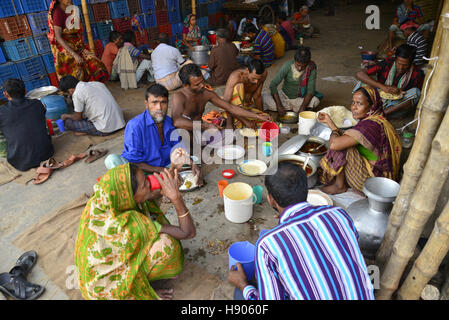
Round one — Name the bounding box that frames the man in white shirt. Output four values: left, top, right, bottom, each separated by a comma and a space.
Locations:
59, 75, 126, 136
151, 33, 191, 91
237, 17, 258, 37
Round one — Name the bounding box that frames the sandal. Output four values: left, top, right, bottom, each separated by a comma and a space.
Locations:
40, 158, 62, 170
32, 167, 52, 185
0, 273, 44, 300
9, 251, 38, 279
85, 149, 108, 164
60, 153, 87, 169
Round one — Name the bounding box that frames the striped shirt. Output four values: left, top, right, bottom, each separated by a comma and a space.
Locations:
407, 31, 428, 66
243, 202, 375, 300
253, 29, 275, 67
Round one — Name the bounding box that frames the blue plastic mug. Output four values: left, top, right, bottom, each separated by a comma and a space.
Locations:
56, 119, 65, 132
262, 142, 272, 157
228, 241, 256, 280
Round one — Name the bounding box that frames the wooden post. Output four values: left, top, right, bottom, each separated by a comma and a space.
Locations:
375, 3, 449, 269
397, 200, 449, 299
81, 0, 95, 53
192, 0, 196, 15
376, 105, 449, 300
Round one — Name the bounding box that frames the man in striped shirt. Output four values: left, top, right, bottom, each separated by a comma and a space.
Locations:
228, 162, 374, 300
244, 23, 275, 68
401, 21, 428, 66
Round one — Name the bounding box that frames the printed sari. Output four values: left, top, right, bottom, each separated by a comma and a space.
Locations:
319, 87, 402, 192
48, 0, 108, 82
175, 14, 209, 54
74, 163, 183, 300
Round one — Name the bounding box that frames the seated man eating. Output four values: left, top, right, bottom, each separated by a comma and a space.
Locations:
263, 46, 322, 116
105, 83, 201, 183
0, 78, 54, 171
221, 59, 269, 129
59, 75, 126, 136
355, 44, 424, 116
171, 63, 270, 146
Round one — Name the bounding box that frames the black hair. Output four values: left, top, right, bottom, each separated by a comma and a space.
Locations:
129, 163, 139, 195
294, 46, 311, 64
109, 30, 122, 43
395, 43, 416, 62
145, 83, 169, 100
122, 30, 135, 44
158, 32, 170, 44
355, 87, 374, 107
265, 162, 308, 208
178, 63, 203, 85
247, 58, 265, 75
58, 75, 79, 92
2, 78, 25, 99
216, 28, 229, 40
244, 24, 258, 34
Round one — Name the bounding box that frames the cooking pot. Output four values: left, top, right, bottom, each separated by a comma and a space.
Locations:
188, 45, 210, 66
272, 154, 318, 188
296, 136, 329, 165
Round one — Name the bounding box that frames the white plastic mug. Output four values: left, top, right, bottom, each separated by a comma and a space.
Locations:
298, 111, 317, 135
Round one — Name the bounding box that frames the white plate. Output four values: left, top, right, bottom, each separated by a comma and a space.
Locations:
237, 159, 267, 176
217, 145, 245, 160
307, 189, 333, 206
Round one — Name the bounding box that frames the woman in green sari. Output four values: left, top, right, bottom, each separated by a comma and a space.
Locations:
74, 163, 195, 300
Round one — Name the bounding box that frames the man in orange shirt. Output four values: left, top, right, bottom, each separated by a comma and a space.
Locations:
101, 31, 123, 80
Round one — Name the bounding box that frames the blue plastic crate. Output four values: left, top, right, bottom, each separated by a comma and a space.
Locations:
0, 47, 5, 64
171, 22, 183, 36
14, 55, 46, 81
199, 0, 208, 3
83, 24, 99, 40
33, 34, 51, 54
26, 12, 49, 35
95, 20, 113, 40
21, 0, 47, 13
0, 62, 20, 82
0, 0, 24, 18
109, 0, 130, 19
78, 5, 95, 25
168, 9, 180, 24
166, 0, 179, 12
1, 37, 38, 61
143, 13, 156, 29
140, 0, 155, 14
41, 53, 55, 73
24, 75, 50, 92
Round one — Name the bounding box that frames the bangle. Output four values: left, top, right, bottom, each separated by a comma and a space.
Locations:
178, 210, 190, 218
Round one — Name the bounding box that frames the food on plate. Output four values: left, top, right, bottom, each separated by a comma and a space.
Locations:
241, 163, 261, 175
240, 128, 258, 137
379, 90, 403, 100
179, 172, 198, 191
299, 141, 327, 154
319, 106, 358, 128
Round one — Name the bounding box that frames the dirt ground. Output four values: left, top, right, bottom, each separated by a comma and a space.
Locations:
0, 1, 415, 300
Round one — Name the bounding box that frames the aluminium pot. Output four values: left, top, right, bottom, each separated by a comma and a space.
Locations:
188, 45, 210, 66
274, 154, 319, 189
295, 136, 329, 165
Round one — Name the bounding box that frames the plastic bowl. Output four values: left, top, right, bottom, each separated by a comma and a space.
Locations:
361, 50, 377, 61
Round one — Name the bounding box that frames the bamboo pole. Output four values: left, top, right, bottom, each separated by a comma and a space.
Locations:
81, 0, 95, 53
397, 200, 449, 299
375, 4, 449, 269
192, 0, 196, 15
376, 106, 449, 300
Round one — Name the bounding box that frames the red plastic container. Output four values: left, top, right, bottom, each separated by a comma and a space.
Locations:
112, 17, 132, 33
48, 72, 59, 87
134, 30, 148, 46
158, 24, 172, 37
208, 33, 216, 45
0, 15, 32, 41
156, 10, 169, 25
259, 121, 279, 142
91, 3, 111, 22
147, 174, 164, 191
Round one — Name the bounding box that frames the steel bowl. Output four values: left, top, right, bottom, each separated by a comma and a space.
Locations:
296, 136, 329, 164
361, 50, 377, 61
279, 111, 298, 124
25, 86, 59, 100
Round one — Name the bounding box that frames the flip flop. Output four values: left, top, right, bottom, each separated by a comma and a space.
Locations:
0, 273, 44, 300
32, 167, 52, 185
60, 153, 87, 169
9, 251, 38, 279
40, 158, 62, 170
85, 149, 108, 164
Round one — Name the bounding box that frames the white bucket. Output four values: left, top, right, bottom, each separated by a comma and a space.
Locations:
223, 182, 256, 223
297, 111, 317, 135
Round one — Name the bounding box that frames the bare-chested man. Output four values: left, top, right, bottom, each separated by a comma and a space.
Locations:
171, 63, 270, 142
222, 59, 268, 129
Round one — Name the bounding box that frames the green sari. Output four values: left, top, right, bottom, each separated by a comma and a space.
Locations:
74, 163, 183, 300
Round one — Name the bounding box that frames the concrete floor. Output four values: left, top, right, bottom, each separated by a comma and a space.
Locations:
0, 2, 398, 300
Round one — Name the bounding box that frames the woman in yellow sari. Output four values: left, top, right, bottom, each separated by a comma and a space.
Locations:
48, 0, 108, 82
318, 86, 402, 195
74, 164, 195, 300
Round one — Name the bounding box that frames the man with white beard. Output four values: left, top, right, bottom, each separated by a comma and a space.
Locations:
262, 46, 323, 116
105, 84, 201, 182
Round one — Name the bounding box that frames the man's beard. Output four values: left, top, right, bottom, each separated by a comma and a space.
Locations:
150, 111, 165, 123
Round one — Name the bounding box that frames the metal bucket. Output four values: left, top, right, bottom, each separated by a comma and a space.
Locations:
189, 45, 210, 66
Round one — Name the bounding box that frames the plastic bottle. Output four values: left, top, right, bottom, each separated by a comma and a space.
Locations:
401, 132, 414, 148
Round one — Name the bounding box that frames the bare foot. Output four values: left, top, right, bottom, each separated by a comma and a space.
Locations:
320, 184, 348, 195
74, 132, 88, 136
156, 288, 174, 300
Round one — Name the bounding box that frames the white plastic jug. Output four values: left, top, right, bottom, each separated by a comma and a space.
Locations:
223, 182, 257, 223
298, 111, 317, 135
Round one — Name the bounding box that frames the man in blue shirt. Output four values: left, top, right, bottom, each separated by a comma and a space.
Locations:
105, 84, 201, 181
